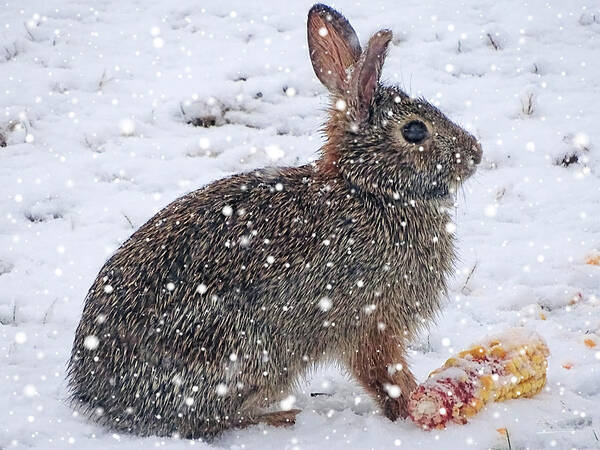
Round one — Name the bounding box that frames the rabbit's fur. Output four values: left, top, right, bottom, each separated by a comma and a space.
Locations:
67, 3, 482, 440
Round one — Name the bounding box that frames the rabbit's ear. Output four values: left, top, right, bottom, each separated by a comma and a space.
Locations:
307, 4, 362, 94
350, 29, 392, 122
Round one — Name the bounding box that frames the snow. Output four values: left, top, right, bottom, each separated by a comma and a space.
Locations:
1, 0, 599, 448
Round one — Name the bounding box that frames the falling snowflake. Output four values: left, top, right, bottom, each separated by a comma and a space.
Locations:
280, 395, 296, 411
84, 335, 99, 350
216, 383, 228, 396
318, 297, 332, 312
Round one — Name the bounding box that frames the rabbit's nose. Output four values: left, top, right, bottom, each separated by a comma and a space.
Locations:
472, 142, 483, 164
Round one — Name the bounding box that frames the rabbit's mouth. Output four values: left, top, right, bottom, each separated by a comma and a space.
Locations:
453, 143, 482, 182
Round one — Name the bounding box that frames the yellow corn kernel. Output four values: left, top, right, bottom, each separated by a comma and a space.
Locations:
491, 346, 507, 358
505, 361, 518, 374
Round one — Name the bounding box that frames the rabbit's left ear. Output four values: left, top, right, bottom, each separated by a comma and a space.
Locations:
350, 29, 393, 122
307, 4, 362, 94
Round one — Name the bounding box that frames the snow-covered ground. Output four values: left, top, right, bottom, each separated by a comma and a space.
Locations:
1, 0, 599, 448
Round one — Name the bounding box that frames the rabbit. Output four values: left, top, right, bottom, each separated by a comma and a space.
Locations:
67, 3, 482, 440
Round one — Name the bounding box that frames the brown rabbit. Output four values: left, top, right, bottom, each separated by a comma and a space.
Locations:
67, 3, 482, 440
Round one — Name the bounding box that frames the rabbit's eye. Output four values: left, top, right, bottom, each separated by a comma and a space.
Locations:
402, 120, 429, 143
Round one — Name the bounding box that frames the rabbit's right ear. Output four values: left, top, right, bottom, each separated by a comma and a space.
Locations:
350, 29, 393, 123
307, 4, 362, 94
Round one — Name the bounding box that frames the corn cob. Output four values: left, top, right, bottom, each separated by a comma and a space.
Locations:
408, 328, 549, 430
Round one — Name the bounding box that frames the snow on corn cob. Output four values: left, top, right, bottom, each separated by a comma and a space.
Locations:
408, 328, 549, 430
